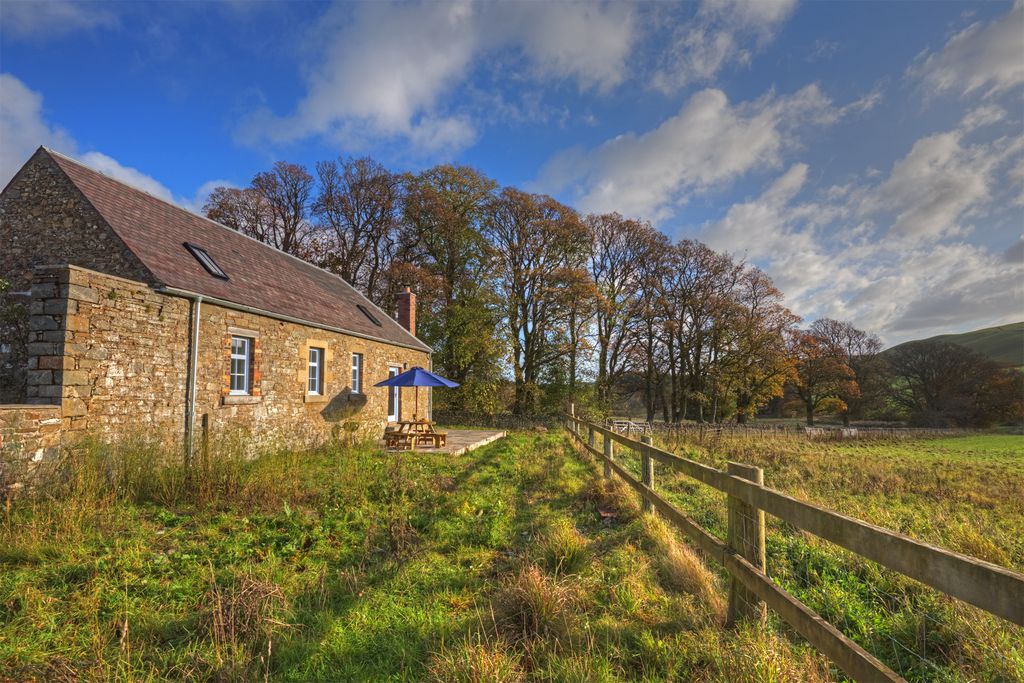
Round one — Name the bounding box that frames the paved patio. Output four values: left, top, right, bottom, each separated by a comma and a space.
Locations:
379, 428, 507, 455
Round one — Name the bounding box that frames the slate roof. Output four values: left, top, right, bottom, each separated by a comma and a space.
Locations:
43, 148, 430, 352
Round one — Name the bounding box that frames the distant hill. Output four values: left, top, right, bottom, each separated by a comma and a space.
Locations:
885, 322, 1024, 368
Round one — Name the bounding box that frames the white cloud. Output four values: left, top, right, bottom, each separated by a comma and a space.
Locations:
1, 0, 118, 39
651, 0, 798, 93
0, 73, 223, 212
0, 73, 77, 185
873, 129, 1022, 240
874, 244, 1024, 337
539, 84, 838, 220
877, 132, 990, 239
961, 104, 1007, 131
238, 0, 635, 155
491, 3, 635, 93
701, 135, 1024, 344
912, 0, 1024, 98
77, 152, 175, 202
1010, 156, 1024, 206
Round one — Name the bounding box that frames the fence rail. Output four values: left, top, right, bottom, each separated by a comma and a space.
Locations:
650, 421, 988, 442
563, 414, 1024, 683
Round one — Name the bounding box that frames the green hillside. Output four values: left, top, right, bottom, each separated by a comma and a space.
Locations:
887, 322, 1024, 368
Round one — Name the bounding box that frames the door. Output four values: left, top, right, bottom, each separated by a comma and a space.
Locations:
387, 366, 402, 422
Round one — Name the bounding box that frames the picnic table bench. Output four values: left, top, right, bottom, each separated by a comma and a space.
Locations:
385, 420, 448, 450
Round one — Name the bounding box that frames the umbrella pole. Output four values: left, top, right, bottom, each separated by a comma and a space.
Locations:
415, 385, 419, 420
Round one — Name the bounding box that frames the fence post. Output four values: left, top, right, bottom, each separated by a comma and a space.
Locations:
603, 431, 613, 479
641, 435, 654, 513
588, 425, 595, 451
726, 461, 767, 627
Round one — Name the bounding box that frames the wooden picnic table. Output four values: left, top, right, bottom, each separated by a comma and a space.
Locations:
385, 420, 448, 450
396, 419, 434, 434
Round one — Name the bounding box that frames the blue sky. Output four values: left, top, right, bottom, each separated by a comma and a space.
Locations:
2, 0, 1022, 345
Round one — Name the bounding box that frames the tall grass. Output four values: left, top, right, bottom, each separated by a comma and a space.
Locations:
637, 427, 1024, 682
7, 429, 965, 681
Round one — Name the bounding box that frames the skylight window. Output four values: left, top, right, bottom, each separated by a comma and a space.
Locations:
357, 304, 382, 327
184, 242, 228, 280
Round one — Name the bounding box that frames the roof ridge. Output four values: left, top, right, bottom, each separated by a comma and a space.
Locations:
41, 147, 424, 349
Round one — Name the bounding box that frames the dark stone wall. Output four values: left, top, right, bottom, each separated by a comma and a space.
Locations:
0, 149, 152, 294
0, 149, 153, 400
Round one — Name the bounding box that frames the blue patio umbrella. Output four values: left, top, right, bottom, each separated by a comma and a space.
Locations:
374, 366, 459, 419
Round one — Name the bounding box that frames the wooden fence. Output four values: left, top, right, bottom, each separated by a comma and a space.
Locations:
564, 414, 1024, 683
651, 422, 984, 442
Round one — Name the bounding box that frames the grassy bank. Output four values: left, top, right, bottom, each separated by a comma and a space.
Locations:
2, 432, 832, 682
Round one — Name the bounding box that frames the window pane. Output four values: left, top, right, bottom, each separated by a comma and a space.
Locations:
308, 348, 322, 394
351, 353, 362, 393
230, 336, 250, 394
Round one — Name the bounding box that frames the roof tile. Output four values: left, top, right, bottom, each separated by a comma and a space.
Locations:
46, 149, 429, 352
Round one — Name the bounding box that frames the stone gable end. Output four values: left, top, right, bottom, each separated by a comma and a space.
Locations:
0, 148, 153, 294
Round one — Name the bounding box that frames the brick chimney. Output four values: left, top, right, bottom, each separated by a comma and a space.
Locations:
397, 286, 416, 337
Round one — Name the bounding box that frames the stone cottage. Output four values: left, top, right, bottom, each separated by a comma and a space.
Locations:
0, 147, 432, 467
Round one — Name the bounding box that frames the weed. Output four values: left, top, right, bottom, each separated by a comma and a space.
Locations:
489, 564, 579, 643
642, 512, 725, 620
539, 519, 589, 576
4, 428, 1017, 681
427, 635, 526, 683
202, 567, 290, 678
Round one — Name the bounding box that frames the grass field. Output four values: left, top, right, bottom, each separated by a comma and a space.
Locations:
638, 429, 1024, 681
1, 430, 1021, 681
1, 432, 833, 682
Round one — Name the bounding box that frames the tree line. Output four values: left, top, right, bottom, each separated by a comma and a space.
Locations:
202, 158, 1023, 427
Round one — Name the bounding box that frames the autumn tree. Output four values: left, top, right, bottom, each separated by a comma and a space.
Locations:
788, 329, 858, 425
811, 318, 884, 425
563, 267, 598, 402
310, 156, 401, 306
398, 165, 503, 413
204, 161, 314, 257
659, 241, 743, 422
587, 213, 665, 410
721, 268, 798, 423
887, 340, 1023, 427
632, 234, 672, 422
485, 188, 590, 415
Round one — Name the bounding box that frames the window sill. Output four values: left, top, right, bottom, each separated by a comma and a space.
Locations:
304, 393, 328, 404
222, 395, 262, 406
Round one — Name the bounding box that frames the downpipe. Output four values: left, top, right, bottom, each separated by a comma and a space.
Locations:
184, 295, 203, 469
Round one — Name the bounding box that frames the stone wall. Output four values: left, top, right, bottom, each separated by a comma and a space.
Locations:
0, 149, 153, 401
193, 300, 430, 447
20, 264, 430, 450
0, 404, 61, 492
27, 265, 193, 438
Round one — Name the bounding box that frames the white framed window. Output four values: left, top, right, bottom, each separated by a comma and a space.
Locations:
387, 365, 401, 422
351, 352, 363, 394
308, 347, 324, 395
230, 336, 252, 395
